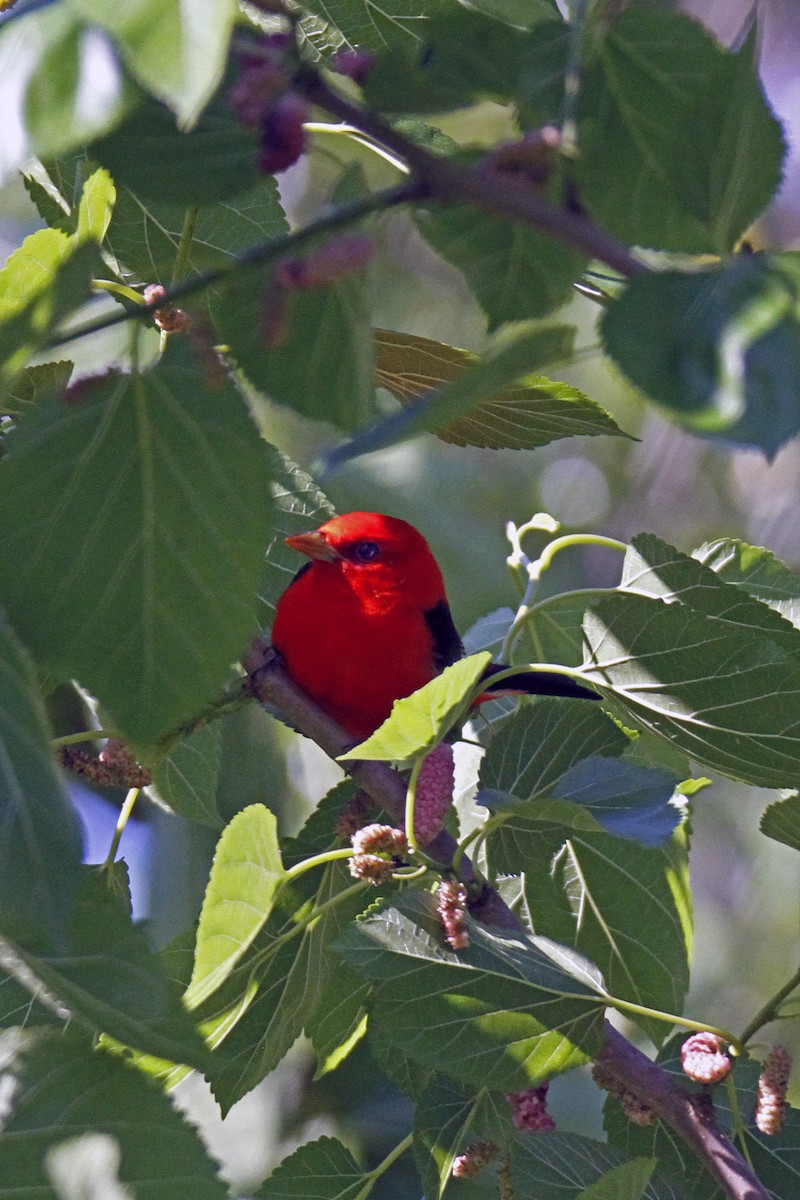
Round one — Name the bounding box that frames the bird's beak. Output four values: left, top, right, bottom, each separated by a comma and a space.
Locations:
284, 531, 341, 562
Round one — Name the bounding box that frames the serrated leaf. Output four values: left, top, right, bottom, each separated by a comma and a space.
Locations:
307, 964, 369, 1078
414, 1076, 501, 1200
550, 757, 683, 848
106, 175, 288, 286
760, 792, 800, 852
252, 1136, 366, 1200
0, 230, 98, 390
480, 699, 628, 806
206, 863, 367, 1113
581, 591, 800, 788
300, 0, 454, 52
147, 722, 224, 828
6, 869, 209, 1069
3, 361, 73, 416
508, 1131, 683, 1200
326, 323, 581, 470
601, 254, 800, 457
0, 1030, 226, 1198
91, 93, 261, 205
71, 0, 238, 127
622, 533, 800, 661
577, 10, 785, 254
0, 338, 272, 746
187, 805, 283, 1009
215, 258, 376, 434
340, 653, 491, 766
258, 446, 336, 622
517, 823, 691, 1044
416, 203, 587, 330
338, 890, 605, 1091
576, 1158, 655, 1200
375, 327, 625, 450
0, 613, 83, 950
693, 537, 800, 629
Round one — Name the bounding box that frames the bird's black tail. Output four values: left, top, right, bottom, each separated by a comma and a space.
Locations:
481, 662, 599, 702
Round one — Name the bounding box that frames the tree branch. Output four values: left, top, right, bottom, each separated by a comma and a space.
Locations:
248, 650, 769, 1200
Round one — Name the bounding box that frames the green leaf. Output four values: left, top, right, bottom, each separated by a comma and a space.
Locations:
326, 323, 581, 470
508, 1132, 679, 1200
205, 863, 367, 1113
693, 537, 800, 629
516, 823, 691, 1044
306, 964, 369, 1078
0, 231, 98, 390
147, 722, 224, 828
340, 652, 492, 766
300, 0, 454, 52
71, 0, 238, 127
6, 869, 209, 1069
252, 1136, 366, 1200
215, 258, 376, 435
338, 890, 606, 1091
550, 756, 684, 848
2, 362, 73, 417
576, 1158, 656, 1200
187, 805, 284, 1009
74, 167, 116, 244
582, 591, 800, 788
0, 1030, 226, 1198
760, 792, 800, 852
375, 327, 626, 450
0, 612, 83, 949
416, 203, 587, 330
0, 4, 134, 168
90, 93, 261, 206
414, 1076, 502, 1200
106, 176, 288, 286
622, 533, 800, 661
0, 338, 272, 746
258, 446, 336, 622
577, 10, 785, 254
480, 699, 628, 805
601, 254, 800, 458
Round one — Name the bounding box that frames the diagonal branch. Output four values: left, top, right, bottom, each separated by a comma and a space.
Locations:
249, 650, 769, 1200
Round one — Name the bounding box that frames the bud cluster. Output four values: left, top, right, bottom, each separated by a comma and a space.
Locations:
506, 1084, 556, 1133
436, 878, 469, 950
591, 1063, 657, 1127
348, 823, 407, 884
142, 284, 190, 333
755, 1044, 792, 1136
680, 1032, 732, 1085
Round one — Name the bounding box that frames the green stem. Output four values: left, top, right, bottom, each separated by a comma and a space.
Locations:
103, 787, 140, 869
282, 846, 356, 884
304, 121, 410, 174
171, 206, 199, 286
405, 755, 425, 856
604, 993, 740, 1052
561, 0, 590, 159
535, 533, 628, 577
53, 728, 114, 748
362, 1133, 413, 1188
48, 183, 418, 350
738, 964, 800, 1049
726, 1073, 756, 1172
91, 279, 147, 306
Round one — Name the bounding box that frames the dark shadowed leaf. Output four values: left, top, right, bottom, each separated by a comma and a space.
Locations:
147, 722, 224, 828
252, 1136, 366, 1200
760, 792, 800, 853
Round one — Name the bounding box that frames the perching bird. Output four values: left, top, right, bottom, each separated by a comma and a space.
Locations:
272, 511, 597, 740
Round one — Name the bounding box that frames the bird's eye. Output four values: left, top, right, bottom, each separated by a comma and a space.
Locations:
354, 540, 381, 562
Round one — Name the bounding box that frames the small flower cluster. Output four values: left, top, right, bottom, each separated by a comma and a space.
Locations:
506, 1084, 556, 1133
59, 739, 152, 789
348, 823, 407, 884
410, 742, 455, 846
591, 1063, 657, 1127
142, 284, 189, 333
755, 1044, 792, 1136
451, 1141, 499, 1179
436, 878, 469, 950
680, 1032, 732, 1085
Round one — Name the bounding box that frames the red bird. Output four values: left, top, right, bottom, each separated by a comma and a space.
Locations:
272, 511, 596, 740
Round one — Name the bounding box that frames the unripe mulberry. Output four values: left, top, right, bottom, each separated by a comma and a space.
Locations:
680, 1032, 731, 1084
410, 742, 455, 846
755, 1045, 792, 1135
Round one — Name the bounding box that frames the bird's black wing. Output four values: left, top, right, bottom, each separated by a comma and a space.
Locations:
481, 662, 598, 702
424, 599, 464, 671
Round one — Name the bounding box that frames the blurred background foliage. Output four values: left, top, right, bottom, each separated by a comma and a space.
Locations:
1, 0, 799, 1193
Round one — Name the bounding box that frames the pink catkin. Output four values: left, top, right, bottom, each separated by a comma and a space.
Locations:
755, 1045, 792, 1135
506, 1085, 556, 1132
451, 1141, 499, 1179
680, 1032, 732, 1084
411, 742, 455, 846
436, 879, 469, 950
